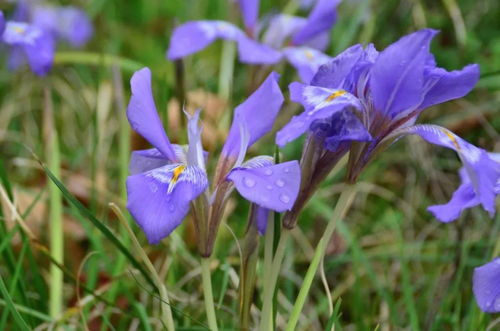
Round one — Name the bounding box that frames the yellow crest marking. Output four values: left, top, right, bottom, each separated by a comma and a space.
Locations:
167, 165, 186, 194
305, 50, 314, 61
326, 90, 347, 102
13, 26, 26, 35
443, 129, 460, 150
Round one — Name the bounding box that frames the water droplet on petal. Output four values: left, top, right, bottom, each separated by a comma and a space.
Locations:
264, 169, 273, 176
266, 185, 273, 190
149, 183, 158, 193
280, 194, 290, 203
244, 177, 256, 188
169, 204, 175, 212
275, 179, 285, 187
284, 167, 290, 173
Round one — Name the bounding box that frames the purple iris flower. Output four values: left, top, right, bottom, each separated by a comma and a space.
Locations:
1, 20, 55, 76
166, 0, 340, 82
473, 258, 500, 313
0, 11, 5, 34
277, 29, 499, 226
126, 68, 300, 246
30, 5, 93, 47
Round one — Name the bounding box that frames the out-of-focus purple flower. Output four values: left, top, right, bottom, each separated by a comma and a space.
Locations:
0, 11, 5, 35
473, 258, 500, 313
277, 29, 498, 227
2, 21, 55, 76
32, 5, 93, 47
126, 68, 301, 246
167, 1, 341, 82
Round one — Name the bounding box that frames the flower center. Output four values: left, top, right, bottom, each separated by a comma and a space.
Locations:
167, 165, 186, 194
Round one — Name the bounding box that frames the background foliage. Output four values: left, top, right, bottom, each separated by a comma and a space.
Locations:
0, 0, 499, 329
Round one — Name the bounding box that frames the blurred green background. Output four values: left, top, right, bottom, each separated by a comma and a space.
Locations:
0, 0, 499, 329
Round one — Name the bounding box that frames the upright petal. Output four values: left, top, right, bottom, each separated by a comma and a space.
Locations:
473, 258, 500, 313
370, 29, 438, 118
167, 21, 243, 60
276, 84, 361, 146
291, 0, 340, 46
310, 44, 365, 89
228, 160, 301, 212
237, 36, 283, 64
186, 109, 206, 171
419, 64, 479, 110
222, 72, 283, 157
283, 46, 332, 83
126, 163, 208, 244
391, 124, 500, 217
238, 0, 260, 33
127, 68, 178, 161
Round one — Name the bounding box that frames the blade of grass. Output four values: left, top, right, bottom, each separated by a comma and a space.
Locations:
43, 87, 64, 319
0, 275, 30, 331
36, 159, 157, 290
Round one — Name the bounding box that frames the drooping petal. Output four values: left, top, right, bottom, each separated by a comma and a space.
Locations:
283, 46, 332, 83
237, 35, 283, 64
227, 160, 301, 212
23, 30, 55, 76
167, 21, 243, 60
310, 110, 371, 151
127, 67, 178, 161
291, 0, 340, 46
310, 44, 365, 89
370, 29, 438, 118
419, 64, 479, 110
473, 258, 500, 313
126, 163, 208, 244
238, 0, 260, 33
222, 72, 283, 157
276, 84, 361, 146
391, 124, 500, 217
427, 181, 480, 223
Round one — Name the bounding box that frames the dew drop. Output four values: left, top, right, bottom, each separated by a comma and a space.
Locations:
264, 169, 273, 176
244, 177, 256, 188
284, 167, 290, 173
280, 194, 290, 203
169, 204, 175, 212
266, 185, 273, 190
149, 183, 158, 193
275, 179, 285, 187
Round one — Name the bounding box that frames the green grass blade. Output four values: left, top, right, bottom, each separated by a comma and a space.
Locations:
0, 275, 30, 331
39, 162, 157, 290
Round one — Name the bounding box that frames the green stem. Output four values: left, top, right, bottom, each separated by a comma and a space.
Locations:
259, 230, 290, 331
286, 185, 357, 331
218, 41, 236, 100
201, 258, 218, 331
44, 88, 63, 319
54, 52, 143, 73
